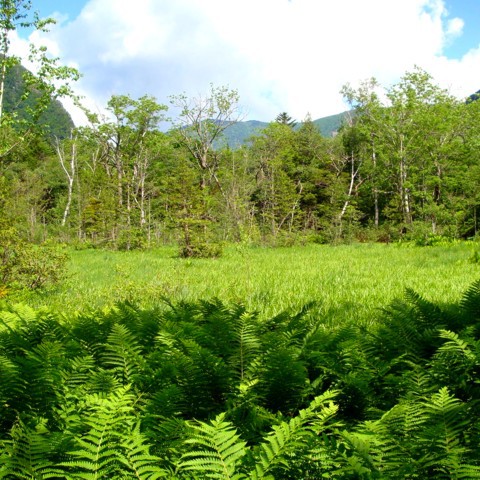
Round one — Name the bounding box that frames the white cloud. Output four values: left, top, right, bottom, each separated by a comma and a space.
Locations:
446, 17, 464, 39
10, 0, 480, 125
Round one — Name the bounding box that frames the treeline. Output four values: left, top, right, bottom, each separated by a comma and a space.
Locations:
2, 69, 480, 253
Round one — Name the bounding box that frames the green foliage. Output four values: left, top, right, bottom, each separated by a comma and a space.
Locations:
3, 64, 75, 139
178, 413, 247, 479
1, 278, 480, 477
0, 227, 68, 291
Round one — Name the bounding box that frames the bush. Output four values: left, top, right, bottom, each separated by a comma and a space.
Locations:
116, 227, 147, 251
0, 228, 68, 291
179, 241, 223, 258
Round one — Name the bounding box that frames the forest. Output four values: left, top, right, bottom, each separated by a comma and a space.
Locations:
3, 1, 480, 478
2, 70, 480, 255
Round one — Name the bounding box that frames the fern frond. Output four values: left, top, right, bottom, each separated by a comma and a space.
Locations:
437, 329, 476, 362
459, 278, 480, 325
404, 288, 445, 328
178, 412, 247, 479
230, 311, 261, 382
0, 417, 65, 479
119, 422, 167, 479
62, 355, 97, 391
84, 368, 122, 394
62, 386, 136, 478
251, 390, 339, 479
20, 339, 68, 417
102, 323, 146, 385
422, 387, 468, 454
0, 354, 23, 408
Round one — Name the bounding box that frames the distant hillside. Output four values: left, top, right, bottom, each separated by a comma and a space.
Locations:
467, 90, 480, 103
220, 111, 348, 148
3, 63, 74, 139
313, 111, 348, 136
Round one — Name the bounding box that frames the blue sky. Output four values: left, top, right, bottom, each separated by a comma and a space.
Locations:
34, 0, 85, 23
13, 0, 480, 124
443, 0, 480, 58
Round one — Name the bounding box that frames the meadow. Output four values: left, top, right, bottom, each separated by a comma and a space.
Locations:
24, 241, 480, 322
4, 242, 480, 478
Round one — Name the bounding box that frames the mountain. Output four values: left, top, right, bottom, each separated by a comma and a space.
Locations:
467, 90, 480, 103
219, 111, 348, 148
3, 63, 75, 139
313, 111, 347, 136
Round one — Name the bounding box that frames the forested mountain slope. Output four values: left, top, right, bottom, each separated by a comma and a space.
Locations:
3, 63, 74, 139
220, 111, 347, 148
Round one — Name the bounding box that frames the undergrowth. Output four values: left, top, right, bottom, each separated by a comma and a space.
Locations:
1, 280, 480, 477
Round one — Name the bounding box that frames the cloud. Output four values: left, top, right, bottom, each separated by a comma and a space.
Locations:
11, 0, 480, 125
446, 17, 464, 39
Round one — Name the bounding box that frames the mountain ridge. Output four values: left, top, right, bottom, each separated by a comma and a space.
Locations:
219, 111, 347, 148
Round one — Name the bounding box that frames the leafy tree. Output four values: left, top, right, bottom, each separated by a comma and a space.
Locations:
0, 0, 80, 158
86, 94, 168, 246
169, 84, 243, 189
341, 68, 465, 239
249, 122, 301, 242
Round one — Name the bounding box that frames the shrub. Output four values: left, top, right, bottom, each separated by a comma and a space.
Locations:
116, 227, 147, 251
179, 241, 223, 259
0, 228, 68, 291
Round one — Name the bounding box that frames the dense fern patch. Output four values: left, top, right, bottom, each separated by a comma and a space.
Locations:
1, 282, 480, 478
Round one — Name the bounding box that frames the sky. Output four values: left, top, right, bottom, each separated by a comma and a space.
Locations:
9, 0, 480, 125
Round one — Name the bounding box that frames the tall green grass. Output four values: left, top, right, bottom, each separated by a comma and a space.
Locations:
20, 242, 480, 323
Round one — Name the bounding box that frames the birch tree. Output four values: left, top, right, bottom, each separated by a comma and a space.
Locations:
55, 134, 77, 226
169, 84, 243, 189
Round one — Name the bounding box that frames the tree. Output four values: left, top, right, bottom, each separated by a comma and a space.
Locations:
169, 84, 243, 189
275, 111, 297, 128
341, 78, 384, 228
89, 94, 168, 243
55, 133, 77, 227
0, 0, 80, 158
341, 69, 464, 237
250, 122, 302, 241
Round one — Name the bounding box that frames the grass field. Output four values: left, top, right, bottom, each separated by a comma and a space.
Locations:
20, 241, 480, 323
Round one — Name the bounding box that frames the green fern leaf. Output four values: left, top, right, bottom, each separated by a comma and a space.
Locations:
102, 323, 145, 385
0, 417, 65, 479
178, 412, 247, 479
251, 390, 339, 479
119, 423, 167, 479
437, 329, 476, 362
62, 386, 136, 479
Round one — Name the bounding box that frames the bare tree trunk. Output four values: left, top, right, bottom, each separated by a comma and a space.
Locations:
0, 60, 6, 121
339, 151, 360, 220
56, 136, 77, 227
372, 143, 379, 227
399, 136, 412, 224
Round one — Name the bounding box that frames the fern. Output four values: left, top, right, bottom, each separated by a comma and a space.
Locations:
17, 339, 69, 422
178, 412, 248, 479
230, 310, 261, 383
437, 329, 476, 362
0, 417, 65, 479
421, 388, 469, 462
102, 323, 146, 385
374, 289, 447, 362
0, 355, 24, 427
61, 355, 97, 392
250, 389, 339, 479
459, 278, 480, 326
119, 422, 167, 479
62, 385, 136, 479
256, 346, 308, 413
